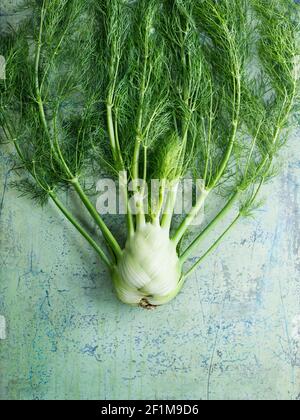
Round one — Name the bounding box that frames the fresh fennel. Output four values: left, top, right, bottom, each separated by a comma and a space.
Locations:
0, 0, 299, 307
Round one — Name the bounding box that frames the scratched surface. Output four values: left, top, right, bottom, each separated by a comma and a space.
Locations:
1, 2, 300, 401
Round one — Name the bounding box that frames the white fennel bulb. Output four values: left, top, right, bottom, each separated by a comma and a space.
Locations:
112, 223, 183, 307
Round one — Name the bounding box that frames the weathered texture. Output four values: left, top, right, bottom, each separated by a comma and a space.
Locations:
1, 136, 299, 401
0, 1, 300, 401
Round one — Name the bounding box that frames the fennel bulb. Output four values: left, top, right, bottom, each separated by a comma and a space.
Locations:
113, 223, 182, 307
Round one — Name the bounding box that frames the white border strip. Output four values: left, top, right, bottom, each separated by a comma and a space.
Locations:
0, 315, 6, 340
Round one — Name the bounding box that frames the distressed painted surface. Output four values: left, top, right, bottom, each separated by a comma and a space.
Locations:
0, 136, 299, 402
0, 2, 300, 401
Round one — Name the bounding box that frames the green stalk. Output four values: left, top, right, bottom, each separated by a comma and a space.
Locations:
107, 97, 133, 236
132, 13, 152, 181
125, 194, 135, 237
134, 146, 149, 229
183, 214, 241, 278
113, 111, 124, 169
35, 2, 51, 141
179, 191, 239, 263
143, 146, 148, 184
106, 103, 134, 235
152, 180, 167, 225
161, 182, 179, 231
50, 193, 112, 268
53, 114, 74, 179
133, 92, 147, 229
71, 179, 122, 258
203, 88, 214, 186
134, 188, 146, 229
106, 103, 118, 163
172, 189, 209, 245
119, 171, 134, 237
183, 178, 266, 277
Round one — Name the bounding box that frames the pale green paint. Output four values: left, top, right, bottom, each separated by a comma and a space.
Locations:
0, 1, 300, 401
